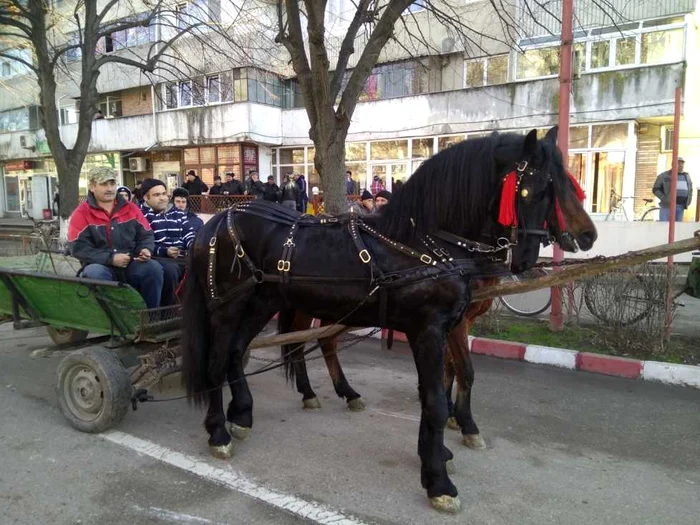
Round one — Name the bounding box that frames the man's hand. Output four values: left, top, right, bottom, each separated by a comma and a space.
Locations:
112, 253, 131, 268
166, 247, 180, 259
134, 248, 151, 262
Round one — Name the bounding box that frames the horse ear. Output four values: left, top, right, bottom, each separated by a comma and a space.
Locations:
524, 129, 538, 155
545, 125, 559, 144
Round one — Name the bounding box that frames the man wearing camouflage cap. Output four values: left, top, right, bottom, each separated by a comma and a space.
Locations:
67, 166, 164, 309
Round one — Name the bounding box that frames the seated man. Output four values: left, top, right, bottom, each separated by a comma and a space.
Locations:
140, 179, 195, 306
172, 187, 204, 233
68, 167, 163, 309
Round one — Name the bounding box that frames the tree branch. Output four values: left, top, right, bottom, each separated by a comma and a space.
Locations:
329, 0, 371, 102
0, 51, 38, 73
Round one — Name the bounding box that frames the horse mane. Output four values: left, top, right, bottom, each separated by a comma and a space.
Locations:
378, 131, 553, 243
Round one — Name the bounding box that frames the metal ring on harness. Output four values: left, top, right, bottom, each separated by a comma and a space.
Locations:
236, 245, 245, 258
277, 260, 291, 272
359, 249, 371, 264
420, 254, 434, 265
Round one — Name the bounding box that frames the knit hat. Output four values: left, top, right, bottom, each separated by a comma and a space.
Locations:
116, 186, 132, 202
375, 190, 392, 201
361, 190, 373, 201
141, 178, 166, 197
172, 187, 190, 200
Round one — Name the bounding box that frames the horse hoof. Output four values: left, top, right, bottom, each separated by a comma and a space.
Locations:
446, 459, 456, 475
446, 417, 460, 431
463, 434, 487, 450
229, 423, 251, 441
347, 398, 366, 412
430, 495, 461, 514
303, 397, 322, 409
210, 442, 234, 459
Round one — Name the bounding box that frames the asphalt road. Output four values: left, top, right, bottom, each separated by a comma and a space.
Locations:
1, 322, 699, 525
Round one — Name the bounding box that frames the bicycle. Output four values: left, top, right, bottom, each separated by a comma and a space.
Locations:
499, 264, 686, 326
604, 189, 659, 222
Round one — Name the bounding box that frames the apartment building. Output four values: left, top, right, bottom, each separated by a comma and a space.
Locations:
0, 0, 698, 221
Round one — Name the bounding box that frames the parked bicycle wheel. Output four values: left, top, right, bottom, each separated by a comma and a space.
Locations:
499, 268, 552, 316
639, 206, 660, 221
583, 271, 653, 326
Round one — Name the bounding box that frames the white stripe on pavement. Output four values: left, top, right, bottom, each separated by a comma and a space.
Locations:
101, 431, 371, 525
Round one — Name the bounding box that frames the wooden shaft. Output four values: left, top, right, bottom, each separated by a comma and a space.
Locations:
248, 324, 360, 349
472, 231, 700, 302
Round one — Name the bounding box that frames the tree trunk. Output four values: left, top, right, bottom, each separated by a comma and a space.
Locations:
313, 124, 349, 215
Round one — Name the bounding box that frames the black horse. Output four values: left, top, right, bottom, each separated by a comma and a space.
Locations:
181, 128, 597, 513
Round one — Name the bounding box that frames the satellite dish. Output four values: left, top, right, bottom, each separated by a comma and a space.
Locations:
441, 37, 455, 53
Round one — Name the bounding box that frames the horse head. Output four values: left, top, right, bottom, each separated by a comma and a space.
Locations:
494, 126, 597, 273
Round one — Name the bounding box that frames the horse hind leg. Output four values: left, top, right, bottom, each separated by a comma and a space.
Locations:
282, 310, 321, 409
319, 320, 364, 411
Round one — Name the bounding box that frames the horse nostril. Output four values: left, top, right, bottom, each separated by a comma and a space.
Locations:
577, 230, 597, 251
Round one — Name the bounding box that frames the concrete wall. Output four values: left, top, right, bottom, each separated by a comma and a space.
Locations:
281, 63, 684, 144
121, 86, 153, 117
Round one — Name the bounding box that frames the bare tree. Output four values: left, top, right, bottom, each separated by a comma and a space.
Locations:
0, 0, 244, 219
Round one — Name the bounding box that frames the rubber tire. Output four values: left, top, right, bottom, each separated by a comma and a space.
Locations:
47, 326, 89, 346
639, 207, 660, 222
56, 347, 132, 433
500, 269, 552, 316
583, 273, 653, 327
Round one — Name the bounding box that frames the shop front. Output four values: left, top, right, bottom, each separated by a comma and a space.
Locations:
182, 142, 260, 187
1, 159, 57, 219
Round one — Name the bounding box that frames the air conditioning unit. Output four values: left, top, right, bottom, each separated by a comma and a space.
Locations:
19, 135, 36, 150
129, 157, 147, 172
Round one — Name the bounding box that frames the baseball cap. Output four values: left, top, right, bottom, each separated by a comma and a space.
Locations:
88, 166, 117, 184
678, 157, 684, 162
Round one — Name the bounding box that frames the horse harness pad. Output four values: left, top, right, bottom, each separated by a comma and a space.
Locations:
205, 201, 509, 311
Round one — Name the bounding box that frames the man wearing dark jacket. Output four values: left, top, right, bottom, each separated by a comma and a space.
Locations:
182, 170, 208, 195
68, 167, 163, 309
653, 157, 693, 222
140, 179, 195, 306
262, 175, 280, 202
222, 172, 245, 195
245, 170, 265, 199
172, 188, 204, 233
209, 175, 225, 195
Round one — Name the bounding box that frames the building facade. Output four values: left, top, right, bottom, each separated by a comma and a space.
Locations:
0, 0, 698, 222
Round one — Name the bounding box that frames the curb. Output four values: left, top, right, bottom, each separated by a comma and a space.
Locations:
378, 331, 700, 390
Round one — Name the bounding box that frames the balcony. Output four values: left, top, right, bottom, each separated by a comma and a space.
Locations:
282, 62, 685, 143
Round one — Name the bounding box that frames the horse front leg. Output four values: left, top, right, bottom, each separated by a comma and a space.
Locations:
284, 311, 321, 409
206, 328, 235, 458
408, 328, 460, 513
319, 320, 364, 411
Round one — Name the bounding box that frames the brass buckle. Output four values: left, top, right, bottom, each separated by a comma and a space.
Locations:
420, 254, 433, 265
209, 237, 217, 247
516, 160, 528, 172
282, 261, 290, 272
236, 245, 245, 258
359, 249, 371, 264
277, 260, 290, 272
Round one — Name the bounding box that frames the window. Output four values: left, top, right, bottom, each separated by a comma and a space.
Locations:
179, 81, 193, 107
463, 55, 509, 87
412, 138, 433, 158
464, 59, 484, 88
592, 123, 627, 149
438, 135, 464, 151
590, 40, 610, 69
60, 105, 79, 125
346, 143, 367, 162
1, 106, 40, 132
404, 1, 425, 14
175, 2, 191, 30
641, 29, 684, 64
98, 95, 122, 118
516, 47, 559, 79
370, 140, 408, 161
487, 55, 508, 85
65, 33, 82, 62
614, 37, 636, 66
165, 83, 178, 109
661, 126, 674, 152
207, 75, 221, 103
357, 60, 429, 101
1, 62, 10, 77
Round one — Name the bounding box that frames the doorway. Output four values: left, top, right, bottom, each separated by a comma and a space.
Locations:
369, 162, 409, 192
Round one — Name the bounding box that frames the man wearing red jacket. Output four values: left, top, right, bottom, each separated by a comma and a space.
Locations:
68, 167, 163, 309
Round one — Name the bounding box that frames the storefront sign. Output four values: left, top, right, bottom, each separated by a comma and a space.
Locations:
4, 160, 34, 171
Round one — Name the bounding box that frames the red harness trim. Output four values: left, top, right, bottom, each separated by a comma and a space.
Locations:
497, 171, 519, 227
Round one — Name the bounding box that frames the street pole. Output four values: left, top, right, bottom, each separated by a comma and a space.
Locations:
664, 86, 682, 340
551, 0, 574, 332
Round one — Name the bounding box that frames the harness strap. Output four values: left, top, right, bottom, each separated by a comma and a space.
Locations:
278, 220, 299, 283
422, 234, 454, 268
357, 221, 436, 267
227, 208, 258, 275
207, 236, 218, 300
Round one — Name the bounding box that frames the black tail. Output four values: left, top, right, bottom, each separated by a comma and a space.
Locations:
278, 308, 298, 383
181, 246, 211, 407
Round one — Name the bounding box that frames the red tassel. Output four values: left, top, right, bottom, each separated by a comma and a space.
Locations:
498, 171, 518, 227
567, 171, 585, 202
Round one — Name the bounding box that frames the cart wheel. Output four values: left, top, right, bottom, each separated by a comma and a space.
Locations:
47, 326, 89, 345
56, 347, 132, 433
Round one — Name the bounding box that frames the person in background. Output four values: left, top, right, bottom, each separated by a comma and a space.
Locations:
209, 175, 225, 195
293, 172, 308, 212
346, 170, 360, 195
653, 157, 693, 222
132, 180, 144, 204
172, 187, 204, 233
374, 189, 392, 209
140, 179, 195, 306
280, 173, 299, 210
262, 175, 280, 202
182, 169, 208, 196
68, 167, 162, 309
223, 172, 245, 195
245, 170, 265, 199
117, 186, 132, 203
350, 189, 375, 215
310, 186, 324, 215
370, 175, 385, 196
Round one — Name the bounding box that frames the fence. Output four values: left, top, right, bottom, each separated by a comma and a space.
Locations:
188, 195, 256, 213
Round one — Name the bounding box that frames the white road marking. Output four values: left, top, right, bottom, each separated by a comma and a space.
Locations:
131, 504, 221, 524
101, 431, 371, 525
370, 409, 420, 422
